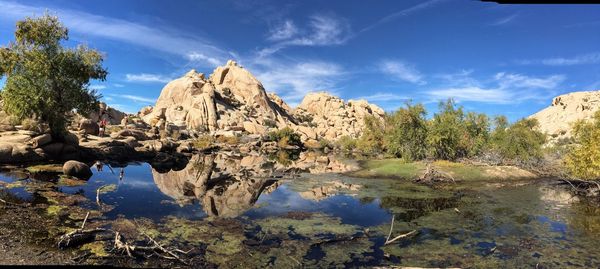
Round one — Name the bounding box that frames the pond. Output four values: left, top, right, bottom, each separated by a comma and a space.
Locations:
1, 153, 599, 268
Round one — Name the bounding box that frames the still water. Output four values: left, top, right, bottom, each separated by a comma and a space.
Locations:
1, 153, 599, 268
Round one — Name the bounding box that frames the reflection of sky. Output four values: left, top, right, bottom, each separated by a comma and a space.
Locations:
60, 163, 206, 221
245, 185, 391, 227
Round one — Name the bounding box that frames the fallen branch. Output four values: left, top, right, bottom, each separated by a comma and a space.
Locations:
384, 215, 418, 245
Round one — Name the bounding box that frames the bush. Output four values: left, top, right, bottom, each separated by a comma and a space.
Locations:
564, 111, 600, 180
267, 127, 302, 147
356, 115, 385, 154
426, 99, 470, 160
216, 135, 240, 145
383, 102, 428, 161
193, 135, 215, 150
490, 117, 545, 161
336, 136, 357, 151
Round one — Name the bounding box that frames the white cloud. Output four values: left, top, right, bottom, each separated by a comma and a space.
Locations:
113, 84, 124, 88
259, 14, 351, 56
0, 1, 228, 67
110, 94, 156, 104
254, 60, 345, 104
357, 0, 443, 34
428, 87, 513, 104
125, 73, 172, 83
490, 14, 517, 26
379, 60, 425, 85
427, 72, 566, 104
89, 84, 106, 90
268, 20, 298, 41
354, 92, 408, 102
516, 52, 600, 66
187, 52, 221, 66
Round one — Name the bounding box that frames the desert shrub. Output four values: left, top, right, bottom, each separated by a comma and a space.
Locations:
383, 102, 428, 161
319, 139, 333, 149
267, 127, 302, 147
193, 135, 215, 149
356, 115, 385, 154
426, 99, 470, 160
336, 135, 357, 151
564, 111, 600, 180
464, 111, 490, 157
216, 135, 240, 145
263, 119, 278, 128
20, 118, 42, 132
490, 117, 545, 161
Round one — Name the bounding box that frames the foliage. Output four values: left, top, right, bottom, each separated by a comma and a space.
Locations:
564, 111, 600, 180
384, 102, 429, 161
356, 115, 385, 154
193, 135, 215, 149
490, 117, 545, 161
336, 135, 357, 151
0, 14, 106, 139
215, 135, 239, 145
426, 99, 470, 160
267, 127, 302, 147
464, 111, 490, 156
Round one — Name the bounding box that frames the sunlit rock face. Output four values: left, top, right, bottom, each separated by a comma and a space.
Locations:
529, 90, 600, 144
293, 92, 385, 141
140, 60, 385, 141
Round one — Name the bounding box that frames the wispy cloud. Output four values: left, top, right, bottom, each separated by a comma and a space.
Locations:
0, 1, 229, 67
357, 0, 444, 34
268, 20, 298, 41
110, 94, 156, 104
254, 60, 345, 105
427, 72, 566, 104
125, 73, 172, 84
516, 52, 600, 66
490, 14, 517, 26
379, 60, 425, 85
89, 84, 106, 90
259, 14, 351, 56
354, 92, 408, 102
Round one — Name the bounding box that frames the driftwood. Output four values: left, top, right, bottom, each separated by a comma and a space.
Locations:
559, 178, 600, 197
384, 215, 418, 245
414, 163, 456, 184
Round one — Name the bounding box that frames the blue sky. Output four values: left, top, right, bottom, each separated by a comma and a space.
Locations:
1, 0, 600, 121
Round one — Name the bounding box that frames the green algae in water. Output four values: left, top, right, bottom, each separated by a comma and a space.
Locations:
80, 241, 109, 257
257, 213, 359, 238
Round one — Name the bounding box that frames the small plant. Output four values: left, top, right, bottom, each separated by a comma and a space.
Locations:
216, 135, 240, 145
193, 135, 215, 150
267, 127, 302, 148
336, 136, 357, 151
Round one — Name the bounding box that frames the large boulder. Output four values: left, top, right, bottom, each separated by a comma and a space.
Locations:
293, 92, 385, 141
63, 160, 93, 180
529, 90, 600, 144
79, 119, 99, 135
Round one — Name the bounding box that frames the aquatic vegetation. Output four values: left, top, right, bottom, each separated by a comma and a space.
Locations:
80, 241, 109, 257
257, 213, 359, 238
47, 205, 66, 216
351, 159, 424, 179
26, 164, 63, 174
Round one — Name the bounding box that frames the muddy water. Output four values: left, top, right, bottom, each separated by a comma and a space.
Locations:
0, 154, 599, 268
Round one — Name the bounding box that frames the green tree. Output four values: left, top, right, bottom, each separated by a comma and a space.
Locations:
356, 115, 385, 154
464, 111, 490, 157
564, 111, 600, 180
384, 102, 428, 161
490, 117, 546, 161
427, 99, 468, 160
0, 14, 107, 139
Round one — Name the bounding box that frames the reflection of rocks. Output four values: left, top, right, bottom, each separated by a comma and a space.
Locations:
153, 154, 277, 218
152, 152, 355, 217
299, 181, 361, 201
539, 186, 579, 206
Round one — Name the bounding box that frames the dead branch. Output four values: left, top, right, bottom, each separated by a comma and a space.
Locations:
384, 215, 418, 245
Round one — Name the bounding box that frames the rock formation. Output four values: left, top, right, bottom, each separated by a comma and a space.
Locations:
141, 60, 385, 142
529, 90, 600, 143
293, 92, 385, 141
142, 60, 294, 136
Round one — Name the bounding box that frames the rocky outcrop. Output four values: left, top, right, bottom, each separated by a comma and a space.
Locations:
87, 102, 126, 125
293, 92, 385, 141
529, 91, 600, 143
142, 61, 294, 136
141, 60, 385, 142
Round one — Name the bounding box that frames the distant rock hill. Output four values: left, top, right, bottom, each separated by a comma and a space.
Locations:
140, 60, 385, 142
529, 90, 600, 143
